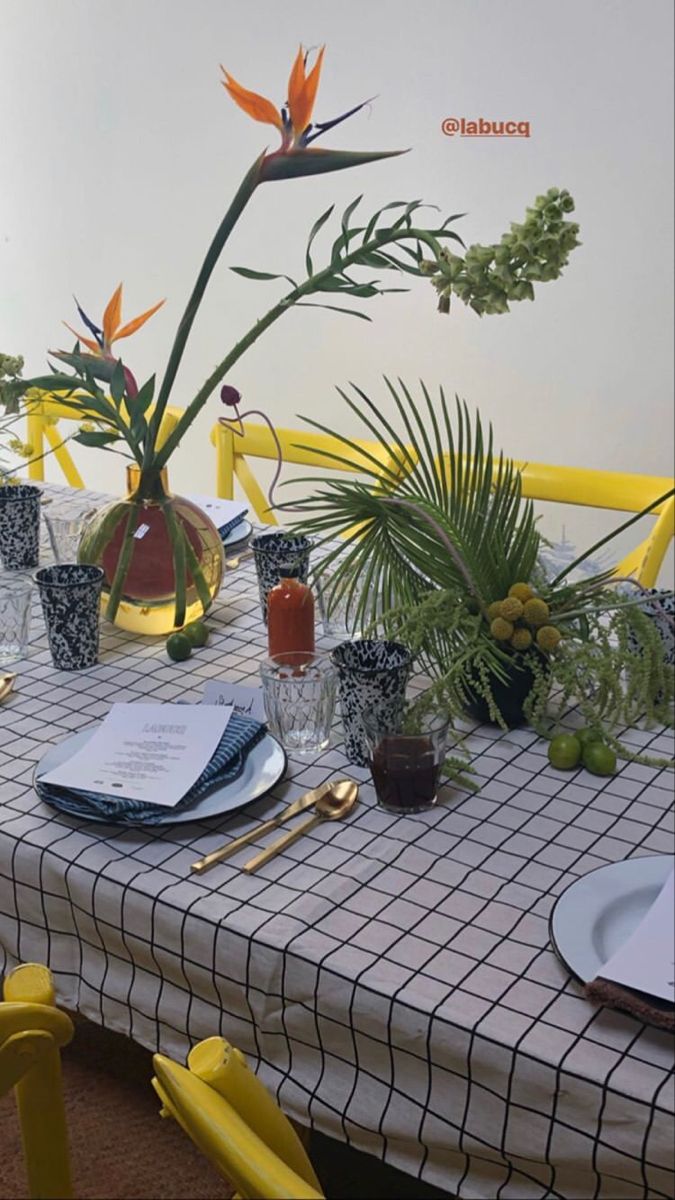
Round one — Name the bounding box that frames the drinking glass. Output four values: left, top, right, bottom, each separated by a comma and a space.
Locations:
0, 484, 42, 570
43, 508, 96, 563
362, 708, 452, 814
0, 576, 32, 665
251, 532, 312, 623
331, 639, 412, 766
35, 564, 104, 671
260, 652, 337, 753
315, 564, 362, 639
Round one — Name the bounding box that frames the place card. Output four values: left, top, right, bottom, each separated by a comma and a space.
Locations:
599, 868, 675, 1002
41, 703, 233, 808
202, 680, 266, 723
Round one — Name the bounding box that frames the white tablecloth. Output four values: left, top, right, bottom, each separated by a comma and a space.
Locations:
1, 485, 674, 1200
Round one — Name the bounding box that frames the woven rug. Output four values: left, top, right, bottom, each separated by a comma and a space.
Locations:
0, 1016, 232, 1200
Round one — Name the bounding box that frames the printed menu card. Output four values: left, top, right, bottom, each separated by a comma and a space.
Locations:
41, 703, 233, 808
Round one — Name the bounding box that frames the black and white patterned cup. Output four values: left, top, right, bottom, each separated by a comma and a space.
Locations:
35, 564, 104, 671
331, 638, 413, 765
251, 532, 312, 623
0, 484, 42, 570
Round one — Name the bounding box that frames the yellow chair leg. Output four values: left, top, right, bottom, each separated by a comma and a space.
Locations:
44, 426, 85, 489
26, 412, 45, 482
3, 965, 73, 1200
234, 457, 278, 525
14, 1045, 73, 1200
215, 426, 235, 499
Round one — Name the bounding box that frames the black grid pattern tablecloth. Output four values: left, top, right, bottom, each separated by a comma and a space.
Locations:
1, 486, 674, 1199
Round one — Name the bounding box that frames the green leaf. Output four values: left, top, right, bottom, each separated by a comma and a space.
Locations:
230, 266, 298, 287
110, 359, 126, 405
131, 375, 155, 416
260, 148, 407, 184
73, 430, 122, 448
295, 302, 372, 321
306, 205, 334, 277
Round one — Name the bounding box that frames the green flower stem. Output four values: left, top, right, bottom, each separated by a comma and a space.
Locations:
180, 527, 214, 615
154, 226, 445, 470
161, 501, 187, 628
106, 502, 141, 622
144, 152, 266, 469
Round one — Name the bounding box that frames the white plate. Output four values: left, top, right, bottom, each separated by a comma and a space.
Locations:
35, 726, 286, 826
550, 855, 674, 983
221, 519, 253, 548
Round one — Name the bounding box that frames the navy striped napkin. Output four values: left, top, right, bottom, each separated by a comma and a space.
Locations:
36, 714, 266, 825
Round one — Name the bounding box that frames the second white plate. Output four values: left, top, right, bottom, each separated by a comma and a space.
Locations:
549, 855, 674, 983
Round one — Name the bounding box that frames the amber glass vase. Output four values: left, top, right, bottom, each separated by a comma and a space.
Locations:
78, 466, 224, 635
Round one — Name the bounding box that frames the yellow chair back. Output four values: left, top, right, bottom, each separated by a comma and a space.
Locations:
24, 389, 183, 489
152, 1037, 324, 1199
211, 418, 673, 586
1, 964, 74, 1200
210, 420, 411, 525
506, 459, 674, 588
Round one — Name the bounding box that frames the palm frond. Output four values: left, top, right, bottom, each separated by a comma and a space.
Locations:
287, 379, 541, 625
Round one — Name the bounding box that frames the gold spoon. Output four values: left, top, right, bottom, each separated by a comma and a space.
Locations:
243, 780, 358, 873
0, 673, 16, 703
225, 548, 254, 570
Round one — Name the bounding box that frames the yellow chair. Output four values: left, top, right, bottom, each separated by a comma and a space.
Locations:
24, 389, 184, 489
211, 419, 673, 587
152, 1037, 324, 1200
1, 964, 74, 1200
210, 420, 412, 525
505, 460, 674, 588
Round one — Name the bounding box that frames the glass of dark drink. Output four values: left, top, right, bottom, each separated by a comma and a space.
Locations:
363, 710, 451, 814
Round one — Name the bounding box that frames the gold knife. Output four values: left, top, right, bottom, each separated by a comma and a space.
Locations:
190, 782, 332, 874
0, 674, 16, 704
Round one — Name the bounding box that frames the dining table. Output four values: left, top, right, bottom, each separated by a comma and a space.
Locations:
1, 483, 673, 1200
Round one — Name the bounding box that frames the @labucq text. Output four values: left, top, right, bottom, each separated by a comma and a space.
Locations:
442, 117, 531, 138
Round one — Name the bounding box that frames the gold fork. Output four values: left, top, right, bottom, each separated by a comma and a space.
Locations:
225, 548, 254, 570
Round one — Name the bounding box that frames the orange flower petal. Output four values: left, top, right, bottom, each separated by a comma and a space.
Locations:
112, 299, 165, 342
221, 68, 283, 129
287, 46, 307, 131
63, 322, 101, 354
294, 46, 324, 135
102, 283, 123, 345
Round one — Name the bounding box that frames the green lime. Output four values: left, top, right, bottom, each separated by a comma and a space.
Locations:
183, 620, 210, 648
548, 733, 582, 770
582, 741, 617, 776
166, 632, 193, 662
575, 727, 604, 749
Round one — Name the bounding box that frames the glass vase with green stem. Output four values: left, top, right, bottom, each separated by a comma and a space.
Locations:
14, 46, 581, 633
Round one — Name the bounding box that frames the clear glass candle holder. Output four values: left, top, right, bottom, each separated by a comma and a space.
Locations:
0, 576, 32, 666
260, 652, 337, 754
362, 708, 452, 814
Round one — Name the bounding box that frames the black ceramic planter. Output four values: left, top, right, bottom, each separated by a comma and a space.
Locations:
464, 653, 547, 728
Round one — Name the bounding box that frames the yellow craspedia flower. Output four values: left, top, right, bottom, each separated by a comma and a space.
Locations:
490, 617, 514, 641
500, 596, 524, 622
511, 627, 533, 651
79, 420, 96, 434
487, 601, 503, 622
509, 582, 534, 603
523, 598, 550, 627
536, 625, 562, 652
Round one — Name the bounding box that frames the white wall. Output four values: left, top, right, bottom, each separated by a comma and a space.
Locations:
1, 0, 673, 578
